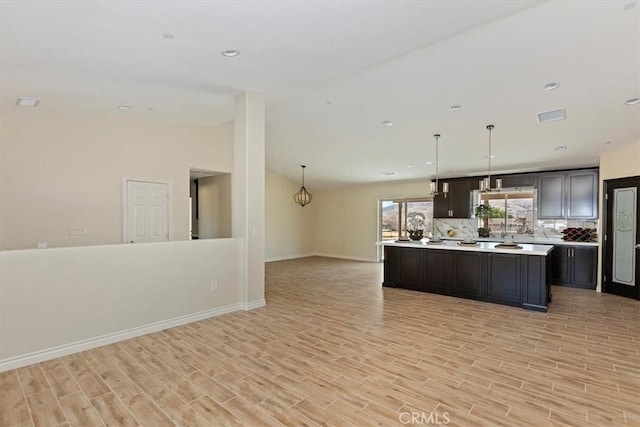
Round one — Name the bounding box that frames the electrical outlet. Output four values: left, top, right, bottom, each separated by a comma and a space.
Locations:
210, 280, 218, 292
68, 226, 87, 236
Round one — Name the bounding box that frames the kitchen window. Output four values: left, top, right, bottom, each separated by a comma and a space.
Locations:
473, 189, 535, 237
380, 198, 434, 241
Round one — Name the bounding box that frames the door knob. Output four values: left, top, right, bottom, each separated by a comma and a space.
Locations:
636, 244, 640, 249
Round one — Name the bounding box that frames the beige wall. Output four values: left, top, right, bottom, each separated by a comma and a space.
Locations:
0, 114, 233, 250
597, 140, 640, 291
265, 169, 315, 261
0, 239, 243, 367
198, 174, 232, 239
313, 180, 430, 261
599, 140, 640, 181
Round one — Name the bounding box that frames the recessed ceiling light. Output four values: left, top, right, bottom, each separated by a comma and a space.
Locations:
16, 97, 40, 107
118, 105, 131, 110
426, 161, 434, 166
483, 155, 495, 159
625, 97, 640, 105
555, 146, 567, 151
537, 109, 566, 123
382, 121, 393, 126
221, 50, 240, 57
162, 33, 175, 39
544, 82, 560, 91
449, 105, 462, 112
407, 165, 412, 168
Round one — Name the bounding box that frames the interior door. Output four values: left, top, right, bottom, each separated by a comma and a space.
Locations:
603, 176, 640, 299
126, 180, 169, 243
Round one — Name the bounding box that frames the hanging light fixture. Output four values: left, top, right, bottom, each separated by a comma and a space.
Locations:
429, 134, 449, 197
479, 124, 502, 192
294, 165, 312, 207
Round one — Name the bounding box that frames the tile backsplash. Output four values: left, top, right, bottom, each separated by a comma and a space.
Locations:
434, 218, 598, 240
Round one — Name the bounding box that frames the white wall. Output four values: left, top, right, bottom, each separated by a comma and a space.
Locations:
265, 169, 315, 261
313, 180, 430, 261
233, 92, 265, 308
597, 140, 640, 291
0, 239, 243, 369
0, 114, 233, 250
198, 174, 232, 239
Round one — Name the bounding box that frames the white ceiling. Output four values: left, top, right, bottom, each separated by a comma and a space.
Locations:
1, 1, 639, 188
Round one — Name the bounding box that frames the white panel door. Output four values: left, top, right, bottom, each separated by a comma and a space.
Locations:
126, 181, 169, 243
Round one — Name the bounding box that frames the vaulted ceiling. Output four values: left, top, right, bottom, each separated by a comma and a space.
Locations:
1, 1, 638, 187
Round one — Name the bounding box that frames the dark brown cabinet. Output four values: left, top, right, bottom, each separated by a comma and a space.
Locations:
383, 247, 425, 291
425, 250, 453, 292
383, 246, 550, 311
452, 251, 483, 297
485, 253, 522, 303
566, 172, 599, 219
550, 245, 597, 289
433, 179, 474, 218
537, 169, 598, 219
537, 174, 565, 218
493, 173, 535, 188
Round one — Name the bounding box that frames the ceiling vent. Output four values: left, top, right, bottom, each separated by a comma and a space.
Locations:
537, 109, 566, 124
382, 171, 398, 176
16, 97, 40, 107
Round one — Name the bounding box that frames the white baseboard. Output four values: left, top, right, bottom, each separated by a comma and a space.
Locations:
312, 252, 379, 263
0, 302, 244, 372
265, 254, 314, 262
243, 299, 266, 310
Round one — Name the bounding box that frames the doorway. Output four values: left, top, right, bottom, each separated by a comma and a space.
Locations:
603, 176, 640, 299
124, 180, 170, 243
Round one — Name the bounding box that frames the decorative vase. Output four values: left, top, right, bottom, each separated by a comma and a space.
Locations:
478, 228, 491, 238
408, 230, 424, 240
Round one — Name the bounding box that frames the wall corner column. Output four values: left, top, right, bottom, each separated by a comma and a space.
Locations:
233, 91, 266, 309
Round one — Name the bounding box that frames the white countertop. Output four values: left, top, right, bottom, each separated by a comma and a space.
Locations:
438, 236, 598, 247
377, 239, 554, 256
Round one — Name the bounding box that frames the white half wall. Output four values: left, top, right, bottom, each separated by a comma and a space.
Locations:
0, 239, 243, 370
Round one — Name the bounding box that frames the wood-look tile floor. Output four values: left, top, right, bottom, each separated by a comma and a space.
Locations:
2, 256, 639, 426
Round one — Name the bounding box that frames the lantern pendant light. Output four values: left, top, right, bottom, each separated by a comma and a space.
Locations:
294, 165, 312, 207
479, 124, 503, 193
429, 134, 449, 197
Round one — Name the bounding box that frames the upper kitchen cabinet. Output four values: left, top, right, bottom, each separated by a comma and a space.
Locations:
537, 169, 598, 219
433, 179, 475, 218
494, 173, 536, 188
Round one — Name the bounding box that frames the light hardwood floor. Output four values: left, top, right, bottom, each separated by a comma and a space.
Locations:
1, 256, 639, 426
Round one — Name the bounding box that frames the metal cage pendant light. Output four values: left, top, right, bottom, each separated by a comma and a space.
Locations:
294, 165, 312, 207
429, 133, 449, 197
479, 124, 502, 192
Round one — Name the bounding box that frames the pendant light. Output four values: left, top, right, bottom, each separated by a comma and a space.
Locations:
479, 125, 502, 192
294, 165, 312, 207
429, 134, 449, 197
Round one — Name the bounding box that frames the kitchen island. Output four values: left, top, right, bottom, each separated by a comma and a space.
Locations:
378, 240, 553, 311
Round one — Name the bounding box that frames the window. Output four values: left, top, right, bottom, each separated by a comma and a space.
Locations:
473, 189, 535, 236
380, 198, 434, 241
